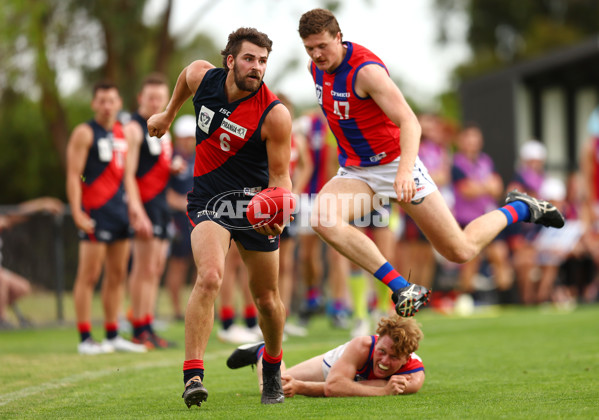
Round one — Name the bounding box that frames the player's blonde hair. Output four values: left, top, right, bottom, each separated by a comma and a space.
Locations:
375, 316, 423, 358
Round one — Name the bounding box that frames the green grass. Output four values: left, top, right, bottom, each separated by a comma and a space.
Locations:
1, 303, 598, 419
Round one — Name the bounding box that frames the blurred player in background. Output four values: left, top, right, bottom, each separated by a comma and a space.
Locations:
217, 244, 262, 343
277, 93, 313, 337
124, 73, 177, 350
294, 109, 342, 326
66, 81, 146, 355
164, 115, 197, 321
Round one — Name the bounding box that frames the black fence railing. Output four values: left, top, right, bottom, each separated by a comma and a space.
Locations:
1, 208, 78, 322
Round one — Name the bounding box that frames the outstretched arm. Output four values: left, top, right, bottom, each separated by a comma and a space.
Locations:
281, 373, 326, 398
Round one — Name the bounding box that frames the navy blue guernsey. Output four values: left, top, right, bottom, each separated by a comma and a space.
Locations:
81, 120, 127, 212
130, 112, 172, 203
188, 67, 280, 208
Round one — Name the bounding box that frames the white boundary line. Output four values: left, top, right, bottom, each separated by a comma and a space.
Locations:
0, 350, 230, 407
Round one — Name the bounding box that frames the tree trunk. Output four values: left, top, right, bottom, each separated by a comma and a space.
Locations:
30, 1, 69, 171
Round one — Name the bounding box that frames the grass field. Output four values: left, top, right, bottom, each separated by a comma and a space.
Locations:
1, 303, 598, 419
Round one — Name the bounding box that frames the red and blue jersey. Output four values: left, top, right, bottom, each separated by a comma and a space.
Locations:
310, 42, 400, 167
81, 120, 127, 212
132, 112, 173, 204
355, 335, 424, 381
298, 113, 333, 194
592, 137, 599, 203
189, 67, 280, 205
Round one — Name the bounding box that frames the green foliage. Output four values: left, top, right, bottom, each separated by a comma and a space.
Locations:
435, 0, 599, 79
0, 90, 65, 202
0, 0, 223, 202
1, 305, 598, 418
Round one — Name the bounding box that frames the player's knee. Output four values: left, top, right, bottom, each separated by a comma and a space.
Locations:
18, 281, 31, 297
75, 269, 101, 288
253, 292, 280, 315
442, 247, 474, 264
310, 212, 337, 239
195, 268, 222, 294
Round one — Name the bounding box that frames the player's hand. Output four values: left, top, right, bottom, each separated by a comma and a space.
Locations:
383, 375, 410, 395
129, 207, 153, 239
393, 167, 416, 203
253, 216, 294, 236
281, 373, 297, 398
170, 155, 187, 175
73, 211, 95, 234
147, 111, 172, 139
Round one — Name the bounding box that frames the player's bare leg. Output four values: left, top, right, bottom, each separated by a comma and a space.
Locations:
182, 222, 231, 408
73, 241, 117, 354
240, 246, 285, 404
102, 240, 130, 327
403, 190, 507, 264
312, 178, 430, 317
164, 256, 191, 320
73, 242, 106, 325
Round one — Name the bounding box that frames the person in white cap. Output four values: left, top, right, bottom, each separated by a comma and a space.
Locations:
505, 140, 549, 305
533, 177, 589, 307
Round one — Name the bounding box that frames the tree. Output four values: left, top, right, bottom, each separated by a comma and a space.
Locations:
434, 0, 599, 80
0, 0, 220, 202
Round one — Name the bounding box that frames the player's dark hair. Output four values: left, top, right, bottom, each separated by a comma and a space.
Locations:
92, 80, 118, 97
376, 316, 423, 358
298, 8, 342, 40
140, 72, 169, 90
221, 27, 273, 69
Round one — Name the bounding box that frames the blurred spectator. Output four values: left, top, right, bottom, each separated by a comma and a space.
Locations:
533, 177, 587, 307
124, 73, 177, 349
578, 121, 599, 302
451, 124, 512, 301
278, 94, 313, 337
217, 244, 262, 344
0, 197, 64, 328
397, 113, 452, 292
505, 140, 548, 305
580, 125, 599, 250
349, 204, 396, 338
164, 115, 196, 321
293, 110, 338, 325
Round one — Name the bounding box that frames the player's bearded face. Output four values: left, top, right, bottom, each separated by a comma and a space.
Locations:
232, 59, 263, 92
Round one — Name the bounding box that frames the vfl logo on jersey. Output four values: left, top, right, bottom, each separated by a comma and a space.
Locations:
221, 118, 247, 139
315, 84, 323, 105
198, 106, 214, 134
